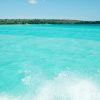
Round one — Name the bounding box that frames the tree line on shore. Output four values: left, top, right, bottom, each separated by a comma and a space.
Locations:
0, 19, 100, 24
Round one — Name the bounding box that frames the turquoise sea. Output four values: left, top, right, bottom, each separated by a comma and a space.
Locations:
0, 24, 100, 100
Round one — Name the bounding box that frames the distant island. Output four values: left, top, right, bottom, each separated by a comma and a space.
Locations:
0, 19, 100, 24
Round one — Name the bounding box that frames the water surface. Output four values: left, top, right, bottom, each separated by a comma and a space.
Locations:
0, 24, 100, 100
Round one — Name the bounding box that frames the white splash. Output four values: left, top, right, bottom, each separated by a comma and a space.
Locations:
0, 71, 100, 100
35, 72, 100, 100
0, 95, 18, 100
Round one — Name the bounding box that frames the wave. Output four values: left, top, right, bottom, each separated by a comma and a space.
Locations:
0, 71, 100, 100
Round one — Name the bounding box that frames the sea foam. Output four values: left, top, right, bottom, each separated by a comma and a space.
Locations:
0, 71, 99, 100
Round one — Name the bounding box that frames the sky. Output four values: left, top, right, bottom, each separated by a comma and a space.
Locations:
0, 0, 100, 20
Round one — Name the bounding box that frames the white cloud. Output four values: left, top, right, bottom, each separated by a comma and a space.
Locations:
28, 0, 38, 4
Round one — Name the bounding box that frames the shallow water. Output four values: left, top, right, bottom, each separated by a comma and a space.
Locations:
0, 24, 100, 100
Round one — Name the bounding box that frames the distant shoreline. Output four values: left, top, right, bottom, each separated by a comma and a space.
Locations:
0, 19, 100, 24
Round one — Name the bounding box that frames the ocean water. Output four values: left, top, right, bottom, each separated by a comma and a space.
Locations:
0, 24, 100, 100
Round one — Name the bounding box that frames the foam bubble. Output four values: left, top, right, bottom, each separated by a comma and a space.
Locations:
22, 75, 32, 85
0, 94, 18, 100
35, 72, 100, 100
0, 71, 100, 100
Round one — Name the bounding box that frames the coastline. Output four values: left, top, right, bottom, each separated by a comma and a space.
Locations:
0, 19, 100, 25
